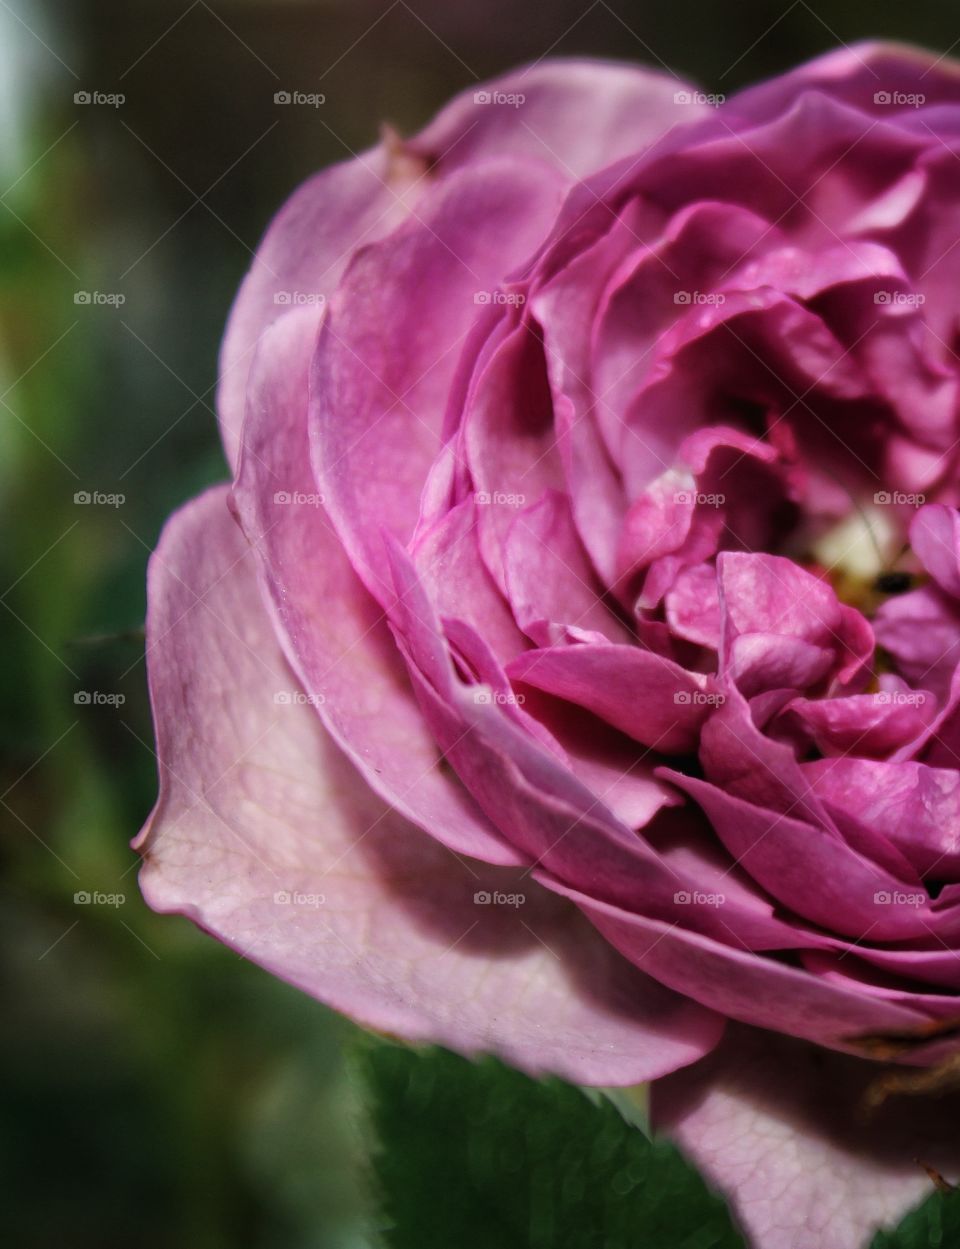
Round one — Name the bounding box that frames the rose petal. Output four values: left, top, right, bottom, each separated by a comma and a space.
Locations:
217, 148, 418, 471
507, 643, 714, 753
804, 757, 960, 880
652, 1023, 960, 1249
233, 308, 520, 865
503, 490, 632, 645
911, 503, 960, 598
874, 583, 960, 696
539, 873, 939, 1047
138, 485, 722, 1084
662, 770, 940, 941
726, 41, 960, 124
780, 687, 934, 758
464, 323, 567, 595
413, 58, 705, 181
410, 497, 527, 666
219, 58, 695, 470
664, 562, 722, 649
311, 160, 565, 600
717, 551, 873, 694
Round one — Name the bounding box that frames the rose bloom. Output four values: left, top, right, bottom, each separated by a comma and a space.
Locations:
137, 43, 960, 1249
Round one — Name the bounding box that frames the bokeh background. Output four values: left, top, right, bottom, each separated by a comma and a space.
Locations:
6, 2, 960, 1246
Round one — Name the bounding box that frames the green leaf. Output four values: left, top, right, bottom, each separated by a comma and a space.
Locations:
358, 1042, 744, 1249
872, 1184, 960, 1249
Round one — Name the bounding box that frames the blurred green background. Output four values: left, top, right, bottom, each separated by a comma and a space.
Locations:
6, 2, 960, 1245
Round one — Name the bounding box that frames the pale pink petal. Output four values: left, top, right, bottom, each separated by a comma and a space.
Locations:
653, 1024, 960, 1249
138, 485, 723, 1084
414, 59, 708, 181
233, 308, 520, 866
219, 58, 698, 469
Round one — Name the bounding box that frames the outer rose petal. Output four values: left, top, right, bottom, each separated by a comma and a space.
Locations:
542, 872, 940, 1049
311, 159, 566, 601
652, 1024, 960, 1249
413, 59, 707, 181
217, 149, 417, 472
725, 41, 960, 125
219, 59, 704, 469
233, 309, 519, 866
136, 485, 724, 1084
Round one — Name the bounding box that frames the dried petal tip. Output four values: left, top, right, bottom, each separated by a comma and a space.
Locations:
379, 122, 431, 187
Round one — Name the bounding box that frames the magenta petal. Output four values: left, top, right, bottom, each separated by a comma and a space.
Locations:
311, 161, 565, 600
663, 771, 937, 941
507, 644, 715, 753
219, 58, 691, 471
539, 874, 938, 1048
781, 688, 934, 758
719, 551, 846, 646
726, 41, 960, 124
834, 943, 960, 992
616, 469, 700, 587
727, 633, 834, 697
717, 551, 872, 694
503, 491, 632, 645
652, 1023, 960, 1249
464, 324, 567, 596
805, 757, 960, 879
410, 498, 527, 667
665, 562, 722, 649
384, 538, 676, 888
911, 503, 960, 597
874, 582, 960, 694
413, 58, 705, 180
218, 146, 420, 471
232, 310, 519, 866
138, 485, 724, 1084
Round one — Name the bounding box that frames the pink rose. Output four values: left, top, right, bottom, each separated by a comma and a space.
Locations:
138, 44, 960, 1249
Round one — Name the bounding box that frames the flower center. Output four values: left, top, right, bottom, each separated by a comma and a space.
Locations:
803, 502, 915, 618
